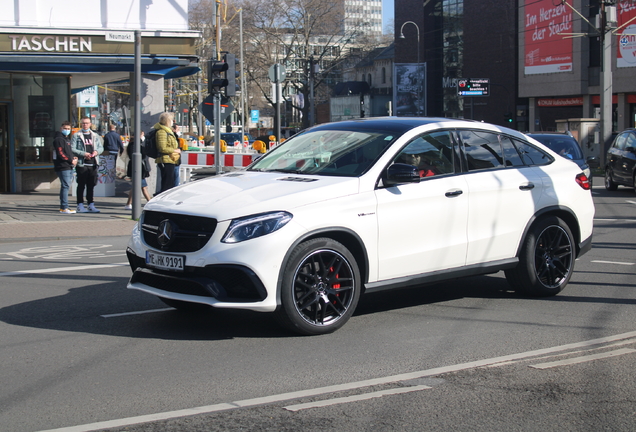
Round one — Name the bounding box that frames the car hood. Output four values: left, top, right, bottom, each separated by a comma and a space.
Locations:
145, 171, 360, 221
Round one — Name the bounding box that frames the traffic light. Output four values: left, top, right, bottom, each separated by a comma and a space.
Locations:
504, 112, 513, 123
223, 53, 240, 97
208, 59, 229, 94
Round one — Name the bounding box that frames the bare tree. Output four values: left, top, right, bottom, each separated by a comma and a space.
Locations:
190, 0, 385, 129
235, 0, 384, 128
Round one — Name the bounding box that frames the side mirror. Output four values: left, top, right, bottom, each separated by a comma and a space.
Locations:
586, 156, 600, 169
383, 163, 420, 187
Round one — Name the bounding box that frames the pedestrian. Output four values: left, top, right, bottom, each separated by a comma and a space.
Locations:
124, 132, 152, 210
52, 121, 78, 214
103, 122, 124, 161
172, 123, 184, 187
154, 112, 180, 194
72, 116, 104, 213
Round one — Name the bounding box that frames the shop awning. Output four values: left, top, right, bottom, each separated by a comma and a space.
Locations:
0, 53, 200, 89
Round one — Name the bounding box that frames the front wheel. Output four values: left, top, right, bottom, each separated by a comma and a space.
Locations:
276, 238, 361, 335
505, 216, 575, 297
605, 168, 618, 191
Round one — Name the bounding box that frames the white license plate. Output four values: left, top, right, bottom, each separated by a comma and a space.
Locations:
146, 251, 185, 272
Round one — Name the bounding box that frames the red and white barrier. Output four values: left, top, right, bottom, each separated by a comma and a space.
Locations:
183, 151, 258, 167
179, 151, 261, 183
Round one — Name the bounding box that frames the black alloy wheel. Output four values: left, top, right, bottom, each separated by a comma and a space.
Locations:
505, 216, 575, 296
276, 238, 360, 335
605, 168, 618, 191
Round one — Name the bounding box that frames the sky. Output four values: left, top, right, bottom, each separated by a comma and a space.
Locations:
382, 0, 394, 34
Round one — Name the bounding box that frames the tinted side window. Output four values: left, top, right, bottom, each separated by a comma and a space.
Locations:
394, 131, 455, 177
500, 136, 525, 167
513, 139, 552, 166
460, 130, 504, 171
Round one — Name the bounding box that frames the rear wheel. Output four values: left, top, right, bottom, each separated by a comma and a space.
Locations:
605, 168, 618, 191
505, 216, 575, 297
276, 238, 361, 335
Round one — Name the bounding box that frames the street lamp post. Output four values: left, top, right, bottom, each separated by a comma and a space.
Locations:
400, 21, 421, 116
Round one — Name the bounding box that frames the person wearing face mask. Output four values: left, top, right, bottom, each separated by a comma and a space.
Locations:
72, 116, 104, 213
53, 121, 78, 214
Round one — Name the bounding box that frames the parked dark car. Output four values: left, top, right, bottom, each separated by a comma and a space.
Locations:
605, 128, 636, 192
528, 132, 599, 186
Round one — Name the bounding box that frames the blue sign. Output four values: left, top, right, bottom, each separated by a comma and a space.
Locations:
250, 110, 260, 123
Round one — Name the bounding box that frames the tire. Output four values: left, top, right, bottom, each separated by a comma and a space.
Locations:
605, 168, 618, 191
276, 238, 361, 335
159, 297, 211, 312
505, 216, 575, 297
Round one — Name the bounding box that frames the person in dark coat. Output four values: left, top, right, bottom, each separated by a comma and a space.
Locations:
52, 121, 78, 214
103, 122, 124, 157
124, 131, 152, 209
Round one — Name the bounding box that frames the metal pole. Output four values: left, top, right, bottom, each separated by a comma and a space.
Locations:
132, 30, 142, 220
275, 64, 281, 142
309, 56, 315, 127
197, 74, 203, 137
240, 9, 245, 140
599, 1, 613, 168
214, 0, 222, 175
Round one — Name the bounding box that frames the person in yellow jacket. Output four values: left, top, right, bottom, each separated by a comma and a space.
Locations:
154, 111, 181, 194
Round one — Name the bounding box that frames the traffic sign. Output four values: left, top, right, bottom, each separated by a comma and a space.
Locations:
200, 94, 234, 123
268, 64, 286, 83
457, 78, 490, 96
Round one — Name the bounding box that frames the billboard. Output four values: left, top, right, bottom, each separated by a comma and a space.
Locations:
617, 0, 636, 68
393, 63, 426, 116
524, 0, 573, 75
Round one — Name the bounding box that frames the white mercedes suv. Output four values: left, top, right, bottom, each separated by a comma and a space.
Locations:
126, 118, 595, 335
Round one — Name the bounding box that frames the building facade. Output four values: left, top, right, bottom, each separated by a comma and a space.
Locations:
0, 0, 199, 193
394, 0, 636, 152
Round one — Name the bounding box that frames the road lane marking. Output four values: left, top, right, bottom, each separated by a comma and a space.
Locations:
283, 385, 431, 412
626, 200, 636, 205
36, 330, 636, 432
101, 308, 173, 318
590, 260, 635, 266
487, 337, 636, 368
0, 262, 128, 277
529, 348, 636, 369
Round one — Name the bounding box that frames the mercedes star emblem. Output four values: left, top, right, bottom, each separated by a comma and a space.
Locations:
157, 219, 175, 247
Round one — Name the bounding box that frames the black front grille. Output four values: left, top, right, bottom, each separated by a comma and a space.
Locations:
142, 210, 217, 252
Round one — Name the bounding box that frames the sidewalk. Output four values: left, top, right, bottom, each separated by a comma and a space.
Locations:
0, 179, 139, 243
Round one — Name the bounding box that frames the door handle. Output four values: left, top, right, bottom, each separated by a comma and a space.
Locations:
445, 189, 463, 197
519, 183, 535, 190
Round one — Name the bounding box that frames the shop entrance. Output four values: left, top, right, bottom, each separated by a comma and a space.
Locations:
0, 104, 8, 193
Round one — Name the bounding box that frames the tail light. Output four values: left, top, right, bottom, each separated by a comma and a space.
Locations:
575, 173, 591, 190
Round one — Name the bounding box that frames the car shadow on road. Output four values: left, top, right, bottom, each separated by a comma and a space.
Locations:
354, 274, 518, 317
3, 272, 634, 340
0, 273, 288, 341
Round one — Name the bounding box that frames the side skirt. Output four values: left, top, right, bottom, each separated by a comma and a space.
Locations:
364, 258, 519, 293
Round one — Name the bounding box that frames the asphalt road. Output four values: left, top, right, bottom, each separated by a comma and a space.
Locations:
1, 184, 635, 432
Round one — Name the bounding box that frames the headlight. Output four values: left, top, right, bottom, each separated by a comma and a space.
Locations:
222, 211, 293, 243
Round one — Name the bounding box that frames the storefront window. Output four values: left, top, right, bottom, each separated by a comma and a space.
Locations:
0, 73, 11, 99
13, 74, 69, 166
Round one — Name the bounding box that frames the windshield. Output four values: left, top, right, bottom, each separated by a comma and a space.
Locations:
248, 128, 397, 176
